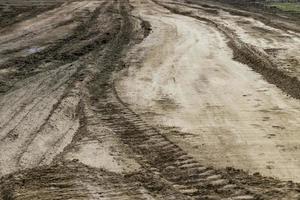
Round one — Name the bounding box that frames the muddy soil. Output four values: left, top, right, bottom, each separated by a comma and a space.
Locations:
0, 0, 300, 199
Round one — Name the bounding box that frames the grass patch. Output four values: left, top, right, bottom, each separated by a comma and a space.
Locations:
269, 2, 300, 13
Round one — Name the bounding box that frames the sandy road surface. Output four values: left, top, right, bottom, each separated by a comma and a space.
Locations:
173, 0, 300, 78
118, 0, 300, 182
0, 0, 300, 199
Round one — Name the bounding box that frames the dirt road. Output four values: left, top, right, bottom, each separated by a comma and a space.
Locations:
118, 0, 300, 182
0, 0, 300, 199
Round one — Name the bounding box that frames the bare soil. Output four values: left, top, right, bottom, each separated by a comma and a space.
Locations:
0, 0, 300, 199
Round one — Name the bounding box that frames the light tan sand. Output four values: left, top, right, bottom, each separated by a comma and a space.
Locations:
117, 0, 300, 182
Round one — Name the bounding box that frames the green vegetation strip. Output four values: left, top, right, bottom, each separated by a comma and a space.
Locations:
269, 2, 300, 13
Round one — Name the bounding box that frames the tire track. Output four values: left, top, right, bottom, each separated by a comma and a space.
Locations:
152, 0, 300, 100
83, 0, 300, 199
0, 0, 65, 29
0, 64, 76, 141
0, 161, 192, 200
0, 1, 110, 94
1, 0, 300, 199
1, 1, 193, 199
0, 0, 122, 177
89, 74, 300, 199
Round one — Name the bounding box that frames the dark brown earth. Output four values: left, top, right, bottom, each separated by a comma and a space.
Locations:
0, 0, 300, 199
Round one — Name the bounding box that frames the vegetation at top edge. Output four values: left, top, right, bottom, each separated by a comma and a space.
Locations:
268, 2, 300, 13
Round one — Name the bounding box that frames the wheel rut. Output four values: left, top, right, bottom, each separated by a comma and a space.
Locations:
87, 0, 300, 199
0, 0, 300, 199
87, 70, 300, 199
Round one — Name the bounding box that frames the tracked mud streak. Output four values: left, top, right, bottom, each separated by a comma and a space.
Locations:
2, 0, 111, 131
0, 2, 86, 46
48, 98, 85, 164
14, 74, 80, 168
0, 1, 66, 29
0, 2, 105, 69
0, 1, 111, 95
0, 161, 192, 200
0, 0, 121, 177
1, 86, 65, 142
0, 67, 71, 131
0, 72, 70, 139
0, 63, 76, 139
5, 0, 119, 163
19, 96, 81, 168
